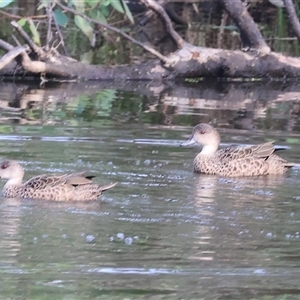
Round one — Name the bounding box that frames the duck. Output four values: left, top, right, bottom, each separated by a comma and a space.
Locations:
0, 160, 117, 201
181, 123, 294, 177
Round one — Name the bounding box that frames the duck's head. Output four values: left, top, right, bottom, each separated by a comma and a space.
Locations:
181, 123, 220, 154
0, 160, 24, 181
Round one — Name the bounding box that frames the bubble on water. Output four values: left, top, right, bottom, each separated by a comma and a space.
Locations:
266, 232, 272, 237
285, 234, 291, 239
133, 236, 139, 240
33, 237, 38, 243
117, 232, 125, 240
254, 269, 265, 274
254, 190, 273, 196
125, 237, 133, 245
110, 236, 114, 242
61, 234, 67, 239
143, 159, 151, 166
42, 234, 48, 239
86, 235, 95, 242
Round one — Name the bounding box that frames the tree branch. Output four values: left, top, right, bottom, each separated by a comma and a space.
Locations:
0, 39, 14, 52
283, 0, 300, 42
139, 0, 187, 49
56, 2, 170, 64
0, 45, 30, 70
219, 0, 270, 54
11, 21, 46, 59
53, 9, 68, 55
45, 1, 54, 51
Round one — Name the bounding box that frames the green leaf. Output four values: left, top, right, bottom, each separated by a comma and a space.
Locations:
73, 0, 85, 13
27, 18, 41, 46
37, 0, 48, 10
286, 138, 300, 144
110, 0, 134, 24
85, 0, 100, 6
97, 3, 110, 17
101, 0, 112, 6
0, 125, 13, 133
90, 9, 107, 23
0, 0, 13, 8
17, 18, 27, 27
121, 0, 134, 24
80, 50, 93, 64
101, 5, 110, 17
53, 8, 68, 27
110, 0, 124, 13
74, 15, 94, 44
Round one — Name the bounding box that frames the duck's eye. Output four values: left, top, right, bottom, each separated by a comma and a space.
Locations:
1, 163, 8, 169
200, 130, 205, 134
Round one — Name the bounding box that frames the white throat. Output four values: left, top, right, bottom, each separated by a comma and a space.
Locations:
200, 144, 218, 156
4, 177, 23, 188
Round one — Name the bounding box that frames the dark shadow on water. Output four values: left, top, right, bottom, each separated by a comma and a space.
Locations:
1, 80, 300, 132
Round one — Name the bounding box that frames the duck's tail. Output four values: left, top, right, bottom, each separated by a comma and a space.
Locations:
287, 163, 299, 168
100, 182, 118, 191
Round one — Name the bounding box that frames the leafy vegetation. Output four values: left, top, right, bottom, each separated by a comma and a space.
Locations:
3, 0, 134, 53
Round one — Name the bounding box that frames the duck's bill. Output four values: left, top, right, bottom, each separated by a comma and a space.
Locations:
180, 137, 197, 147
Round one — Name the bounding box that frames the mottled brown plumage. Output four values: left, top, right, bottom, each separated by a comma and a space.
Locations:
0, 160, 117, 201
181, 123, 294, 177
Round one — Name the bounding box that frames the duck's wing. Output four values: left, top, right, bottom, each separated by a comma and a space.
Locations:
65, 174, 93, 186
218, 142, 275, 161
23, 171, 92, 190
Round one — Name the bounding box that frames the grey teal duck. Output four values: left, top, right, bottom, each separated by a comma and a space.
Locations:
0, 160, 117, 201
181, 123, 294, 177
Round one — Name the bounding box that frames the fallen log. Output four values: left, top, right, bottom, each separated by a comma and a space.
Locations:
1, 0, 300, 81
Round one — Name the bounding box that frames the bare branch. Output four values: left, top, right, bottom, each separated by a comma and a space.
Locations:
11, 21, 46, 59
0, 39, 14, 52
45, 1, 54, 51
219, 0, 270, 54
139, 0, 187, 49
12, 34, 22, 47
0, 45, 28, 70
53, 10, 68, 55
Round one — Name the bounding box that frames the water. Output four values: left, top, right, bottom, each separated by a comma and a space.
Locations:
0, 82, 300, 299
